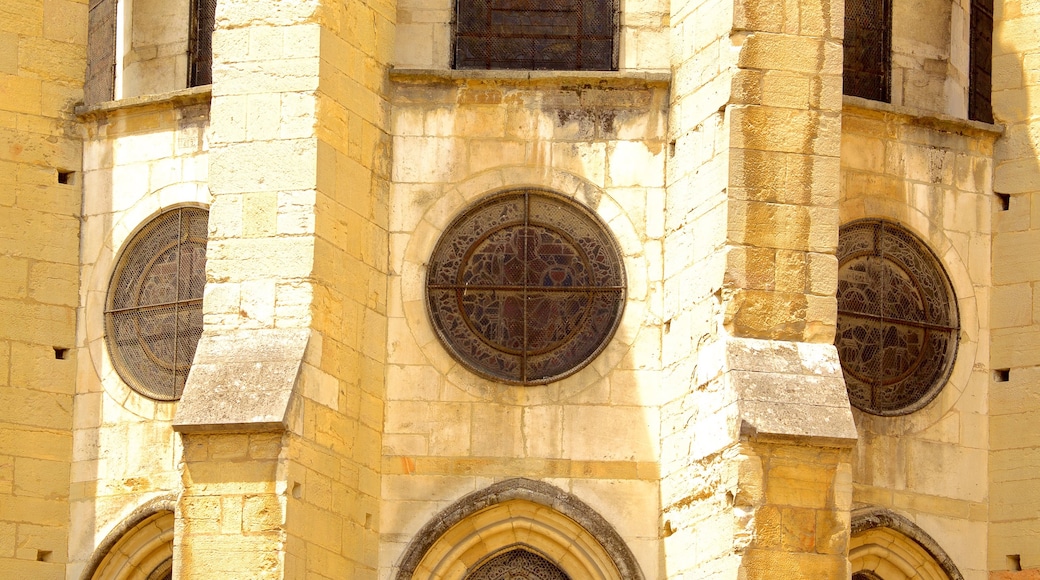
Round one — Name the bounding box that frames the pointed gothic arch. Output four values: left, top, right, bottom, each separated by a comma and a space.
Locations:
849, 507, 964, 580
395, 478, 644, 580
82, 495, 176, 580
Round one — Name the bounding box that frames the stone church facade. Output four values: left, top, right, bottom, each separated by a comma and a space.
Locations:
1, 0, 1038, 578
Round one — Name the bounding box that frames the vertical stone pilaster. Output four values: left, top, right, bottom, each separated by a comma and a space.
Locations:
661, 0, 856, 576
173, 0, 395, 577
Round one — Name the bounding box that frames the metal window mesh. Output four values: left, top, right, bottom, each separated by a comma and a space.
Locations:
85, 0, 116, 105
843, 0, 891, 101
105, 207, 209, 401
427, 190, 625, 385
969, 0, 994, 123
189, 0, 216, 86
454, 0, 618, 70
466, 549, 570, 580
835, 220, 959, 415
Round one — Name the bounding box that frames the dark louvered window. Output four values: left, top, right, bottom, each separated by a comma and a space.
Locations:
843, 0, 892, 101
189, 0, 217, 86
454, 0, 618, 70
969, 0, 994, 122
85, 0, 116, 105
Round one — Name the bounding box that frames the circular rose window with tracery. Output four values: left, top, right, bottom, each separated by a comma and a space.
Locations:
105, 207, 208, 401
426, 190, 626, 385
835, 219, 959, 415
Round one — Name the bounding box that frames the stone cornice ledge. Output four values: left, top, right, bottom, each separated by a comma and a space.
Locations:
75, 85, 212, 121
390, 68, 671, 88
700, 336, 859, 447
843, 95, 1004, 139
173, 328, 310, 433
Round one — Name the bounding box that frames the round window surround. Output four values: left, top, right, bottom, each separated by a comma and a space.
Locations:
426, 189, 626, 385
104, 207, 209, 401
835, 219, 959, 415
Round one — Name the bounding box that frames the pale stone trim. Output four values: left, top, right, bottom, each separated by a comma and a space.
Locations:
835, 210, 979, 426
398, 168, 650, 403
81, 495, 177, 580
849, 507, 963, 580
76, 85, 212, 120
83, 197, 209, 421
395, 478, 644, 580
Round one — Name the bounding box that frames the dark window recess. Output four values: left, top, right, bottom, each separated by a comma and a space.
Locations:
85, 0, 117, 105
466, 550, 569, 580
189, 0, 217, 86
969, 0, 994, 123
843, 0, 892, 101
454, 0, 618, 70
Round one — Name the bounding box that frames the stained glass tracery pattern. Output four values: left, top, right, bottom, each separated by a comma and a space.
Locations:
427, 190, 625, 384
105, 207, 209, 401
465, 549, 571, 580
835, 219, 959, 415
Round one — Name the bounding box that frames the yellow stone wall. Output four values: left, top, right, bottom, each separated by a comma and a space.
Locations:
5, 0, 1038, 577
0, 0, 84, 577
990, 0, 1040, 572
840, 101, 997, 580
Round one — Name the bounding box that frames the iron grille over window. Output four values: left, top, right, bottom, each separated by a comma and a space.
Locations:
85, 0, 117, 105
844, 0, 892, 101
969, 0, 994, 123
835, 220, 959, 415
105, 207, 209, 401
427, 190, 626, 384
189, 0, 217, 87
466, 549, 570, 580
454, 0, 618, 70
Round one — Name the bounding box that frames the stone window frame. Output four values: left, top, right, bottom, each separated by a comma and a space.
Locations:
850, 507, 964, 580
425, 188, 627, 386
395, 478, 645, 580
82, 185, 210, 420
83, 496, 177, 580
86, 0, 215, 105
842, 0, 994, 120
397, 168, 648, 403
451, 0, 621, 71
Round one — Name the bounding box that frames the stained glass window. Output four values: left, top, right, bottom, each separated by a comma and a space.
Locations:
835, 219, 959, 415
105, 207, 209, 401
427, 190, 625, 384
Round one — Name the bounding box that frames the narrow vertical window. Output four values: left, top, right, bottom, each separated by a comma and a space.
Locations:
85, 0, 117, 105
454, 0, 618, 70
844, 0, 892, 101
969, 0, 994, 122
188, 0, 217, 86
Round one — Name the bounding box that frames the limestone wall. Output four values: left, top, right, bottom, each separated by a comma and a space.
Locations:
989, 0, 1040, 573
840, 100, 997, 580
0, 0, 84, 577
71, 91, 209, 579
380, 73, 668, 578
